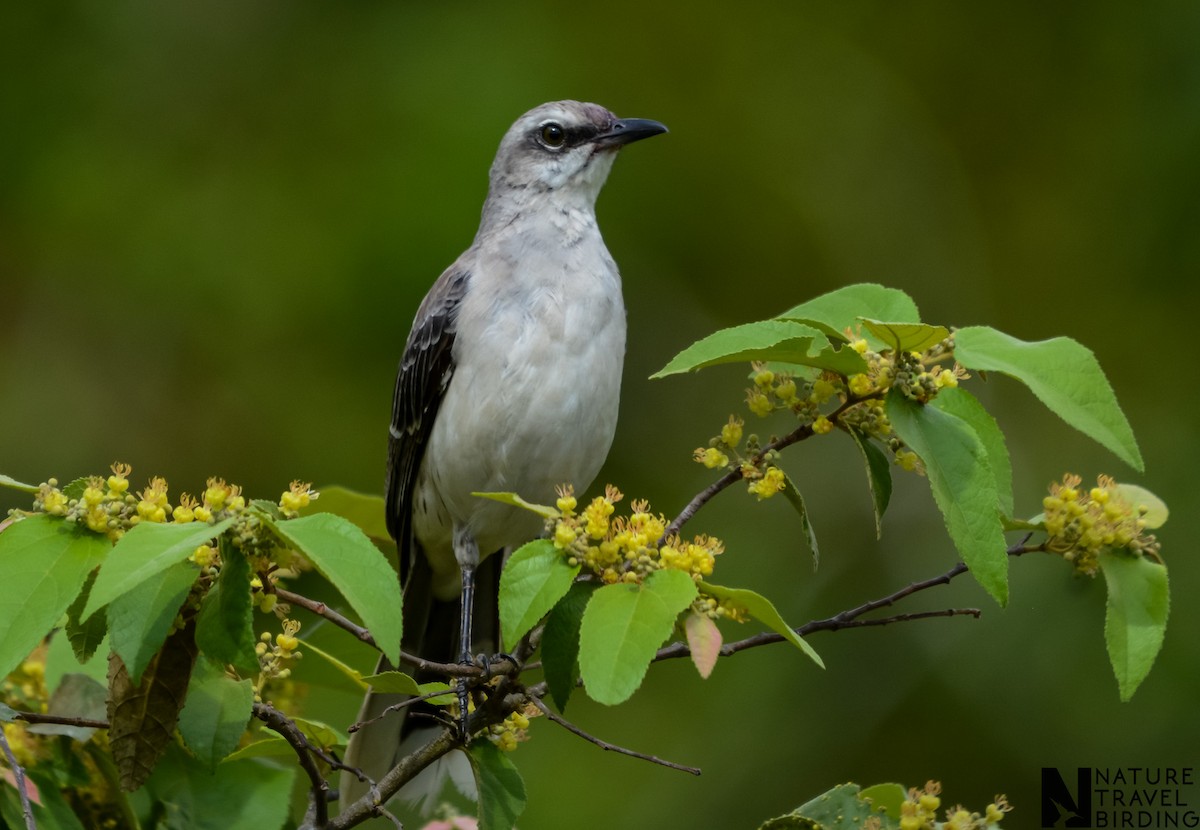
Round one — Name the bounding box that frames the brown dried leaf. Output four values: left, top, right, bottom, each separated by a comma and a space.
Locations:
107, 619, 198, 791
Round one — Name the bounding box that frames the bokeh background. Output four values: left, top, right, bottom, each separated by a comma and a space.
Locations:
3, 1, 1198, 826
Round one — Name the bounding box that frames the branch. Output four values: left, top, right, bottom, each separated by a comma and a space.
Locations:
10, 711, 109, 730
0, 725, 37, 830
664, 395, 872, 538
253, 702, 331, 827
530, 697, 701, 775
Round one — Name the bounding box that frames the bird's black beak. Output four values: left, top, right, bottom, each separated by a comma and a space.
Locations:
593, 117, 669, 148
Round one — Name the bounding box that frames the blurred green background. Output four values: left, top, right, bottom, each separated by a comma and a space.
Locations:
3, 1, 1197, 826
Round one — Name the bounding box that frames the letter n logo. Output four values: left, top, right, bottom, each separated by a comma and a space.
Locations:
1041, 767, 1092, 827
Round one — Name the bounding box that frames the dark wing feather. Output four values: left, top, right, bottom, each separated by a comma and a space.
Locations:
386, 266, 471, 589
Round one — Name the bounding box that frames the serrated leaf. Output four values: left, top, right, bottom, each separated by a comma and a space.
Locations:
178, 657, 254, 768
362, 670, 421, 695
684, 611, 722, 679
886, 390, 1009, 606
0, 515, 110, 679
223, 736, 292, 762
418, 681, 456, 706
954, 326, 1143, 471
195, 543, 258, 677
1115, 484, 1168, 529
793, 782, 891, 829
0, 473, 38, 493
472, 491, 559, 520
845, 427, 892, 538
297, 485, 392, 543
578, 569, 698, 705
468, 740, 527, 830
779, 473, 819, 570
542, 581, 596, 712
699, 582, 824, 667
861, 319, 949, 353
499, 539, 580, 649
780, 283, 921, 342
931, 387, 1014, 518
652, 320, 835, 378
82, 518, 234, 621
145, 745, 295, 830
65, 567, 108, 664
110, 561, 200, 684
61, 477, 90, 501
108, 620, 199, 791
1100, 550, 1169, 701
266, 512, 403, 666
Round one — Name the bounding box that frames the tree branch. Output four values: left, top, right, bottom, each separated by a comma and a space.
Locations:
530, 697, 701, 775
253, 702, 331, 827
11, 711, 109, 730
0, 725, 37, 830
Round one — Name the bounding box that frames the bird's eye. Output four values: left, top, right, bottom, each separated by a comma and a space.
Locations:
540, 123, 566, 148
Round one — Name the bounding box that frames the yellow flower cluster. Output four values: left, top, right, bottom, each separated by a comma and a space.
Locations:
486, 703, 538, 752
1043, 474, 1161, 575
899, 782, 1010, 830
551, 485, 724, 587
280, 480, 317, 517
255, 619, 303, 699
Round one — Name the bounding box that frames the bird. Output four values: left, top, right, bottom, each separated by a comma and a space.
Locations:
340, 100, 667, 814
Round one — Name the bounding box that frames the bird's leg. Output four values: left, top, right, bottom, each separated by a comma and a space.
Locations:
452, 526, 481, 744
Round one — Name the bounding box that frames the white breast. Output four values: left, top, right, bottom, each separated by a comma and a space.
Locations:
413, 208, 626, 596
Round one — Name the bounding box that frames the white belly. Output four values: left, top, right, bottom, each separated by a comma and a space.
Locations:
413, 235, 626, 597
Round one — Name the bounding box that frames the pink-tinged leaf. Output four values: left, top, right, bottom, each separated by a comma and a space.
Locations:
685, 611, 722, 679
2, 767, 43, 805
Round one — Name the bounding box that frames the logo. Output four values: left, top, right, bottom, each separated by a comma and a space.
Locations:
1041, 767, 1198, 829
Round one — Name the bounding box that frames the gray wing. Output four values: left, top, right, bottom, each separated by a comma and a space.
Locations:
387, 265, 471, 588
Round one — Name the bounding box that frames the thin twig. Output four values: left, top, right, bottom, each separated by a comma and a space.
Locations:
277, 589, 377, 646
530, 697, 701, 775
664, 395, 870, 538
11, 711, 109, 730
253, 702, 331, 828
0, 724, 37, 829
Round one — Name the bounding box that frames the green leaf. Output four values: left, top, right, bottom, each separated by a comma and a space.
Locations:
61, 477, 90, 501
699, 582, 824, 668
0, 515, 110, 679
266, 512, 403, 666
954, 326, 1143, 471
861, 319, 949, 353
65, 568, 108, 664
760, 782, 892, 830
931, 387, 1014, 518
652, 320, 837, 378
195, 541, 258, 677
110, 560, 200, 684
0, 473, 38, 493
886, 390, 1009, 605
845, 427, 892, 537
4, 769, 88, 830
779, 473, 819, 570
362, 670, 421, 695
298, 485, 392, 543
1115, 484, 1169, 529
1099, 551, 1169, 701
499, 539, 580, 649
780, 283, 921, 339
468, 740, 527, 830
178, 657, 254, 768
858, 782, 908, 819
290, 716, 348, 749
82, 518, 235, 620
223, 736, 291, 762
684, 611, 722, 679
417, 681, 456, 706
541, 581, 597, 712
472, 491, 559, 520
145, 744, 295, 830
578, 569, 698, 705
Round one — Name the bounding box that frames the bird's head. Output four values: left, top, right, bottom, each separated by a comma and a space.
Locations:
487, 100, 667, 205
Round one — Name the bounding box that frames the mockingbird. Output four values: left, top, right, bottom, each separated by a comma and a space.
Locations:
341, 100, 666, 812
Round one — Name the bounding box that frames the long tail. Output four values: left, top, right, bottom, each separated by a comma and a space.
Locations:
338, 553, 501, 817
